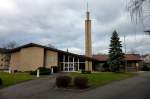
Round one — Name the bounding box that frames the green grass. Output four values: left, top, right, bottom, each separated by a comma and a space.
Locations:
70, 72, 137, 87
0, 72, 36, 88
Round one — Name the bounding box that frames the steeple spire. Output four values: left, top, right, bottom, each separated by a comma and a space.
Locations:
85, 1, 92, 71
86, 2, 90, 20
87, 2, 89, 12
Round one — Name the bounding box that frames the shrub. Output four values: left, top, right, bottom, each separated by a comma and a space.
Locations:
102, 63, 110, 72
30, 67, 51, 75
51, 66, 58, 73
81, 70, 91, 74
142, 65, 150, 71
74, 76, 88, 89
86, 71, 91, 74
56, 76, 72, 88
38, 67, 51, 75
13, 70, 18, 73
30, 71, 37, 75
0, 78, 2, 85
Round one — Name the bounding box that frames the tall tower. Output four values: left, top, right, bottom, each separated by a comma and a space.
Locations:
85, 3, 92, 71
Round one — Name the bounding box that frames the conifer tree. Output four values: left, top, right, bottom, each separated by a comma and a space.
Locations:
108, 30, 125, 72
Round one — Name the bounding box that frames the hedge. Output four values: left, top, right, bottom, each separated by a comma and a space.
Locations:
30, 67, 51, 75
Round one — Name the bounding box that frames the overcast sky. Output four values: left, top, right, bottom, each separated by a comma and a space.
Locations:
0, 0, 149, 55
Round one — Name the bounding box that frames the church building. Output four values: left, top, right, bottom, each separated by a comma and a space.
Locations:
0, 7, 142, 72
0, 9, 96, 72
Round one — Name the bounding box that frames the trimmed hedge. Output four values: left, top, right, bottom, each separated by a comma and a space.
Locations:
81, 70, 91, 74
30, 67, 51, 75
74, 76, 88, 89
0, 78, 2, 85
56, 76, 72, 88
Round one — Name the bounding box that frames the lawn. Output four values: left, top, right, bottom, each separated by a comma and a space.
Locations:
0, 72, 36, 88
70, 72, 137, 87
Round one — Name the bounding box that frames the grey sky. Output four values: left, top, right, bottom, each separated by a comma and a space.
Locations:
0, 0, 149, 54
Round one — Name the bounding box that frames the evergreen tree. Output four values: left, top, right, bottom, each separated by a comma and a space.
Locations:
108, 30, 125, 72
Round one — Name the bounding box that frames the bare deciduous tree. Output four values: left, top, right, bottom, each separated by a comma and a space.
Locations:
0, 41, 17, 69
47, 43, 56, 49
127, 0, 150, 34
2, 41, 18, 49
128, 48, 139, 54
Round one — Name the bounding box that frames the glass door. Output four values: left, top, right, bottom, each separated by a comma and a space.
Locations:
63, 63, 74, 72
64, 64, 68, 71
69, 63, 73, 71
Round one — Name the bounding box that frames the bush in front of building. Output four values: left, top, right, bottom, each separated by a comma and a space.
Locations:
81, 70, 91, 74
0, 78, 3, 85
102, 63, 110, 72
73, 76, 88, 89
30, 71, 36, 75
56, 76, 72, 88
38, 67, 51, 75
51, 66, 58, 73
142, 65, 150, 71
13, 70, 18, 73
30, 67, 51, 75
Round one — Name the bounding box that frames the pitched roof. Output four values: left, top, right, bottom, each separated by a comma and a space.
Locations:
8, 43, 97, 61
6, 43, 142, 62
125, 54, 142, 61
93, 54, 108, 62
9, 43, 63, 53
93, 54, 142, 62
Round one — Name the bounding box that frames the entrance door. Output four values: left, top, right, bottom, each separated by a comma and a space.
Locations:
63, 63, 74, 72
64, 64, 68, 71
69, 63, 73, 71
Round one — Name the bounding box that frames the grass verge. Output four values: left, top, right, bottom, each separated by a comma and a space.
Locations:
70, 72, 137, 87
0, 72, 36, 88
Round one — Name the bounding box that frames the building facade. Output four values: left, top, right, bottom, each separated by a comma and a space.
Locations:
93, 54, 142, 71
7, 43, 95, 72
143, 54, 150, 68
0, 8, 143, 72
0, 44, 143, 72
0, 9, 95, 72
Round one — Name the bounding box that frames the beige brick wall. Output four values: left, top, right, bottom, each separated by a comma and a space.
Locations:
10, 47, 44, 71
21, 47, 44, 71
85, 61, 92, 71
45, 50, 58, 68
10, 52, 20, 71
85, 20, 92, 57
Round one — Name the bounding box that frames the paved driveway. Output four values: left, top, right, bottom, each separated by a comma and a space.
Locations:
0, 72, 150, 99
